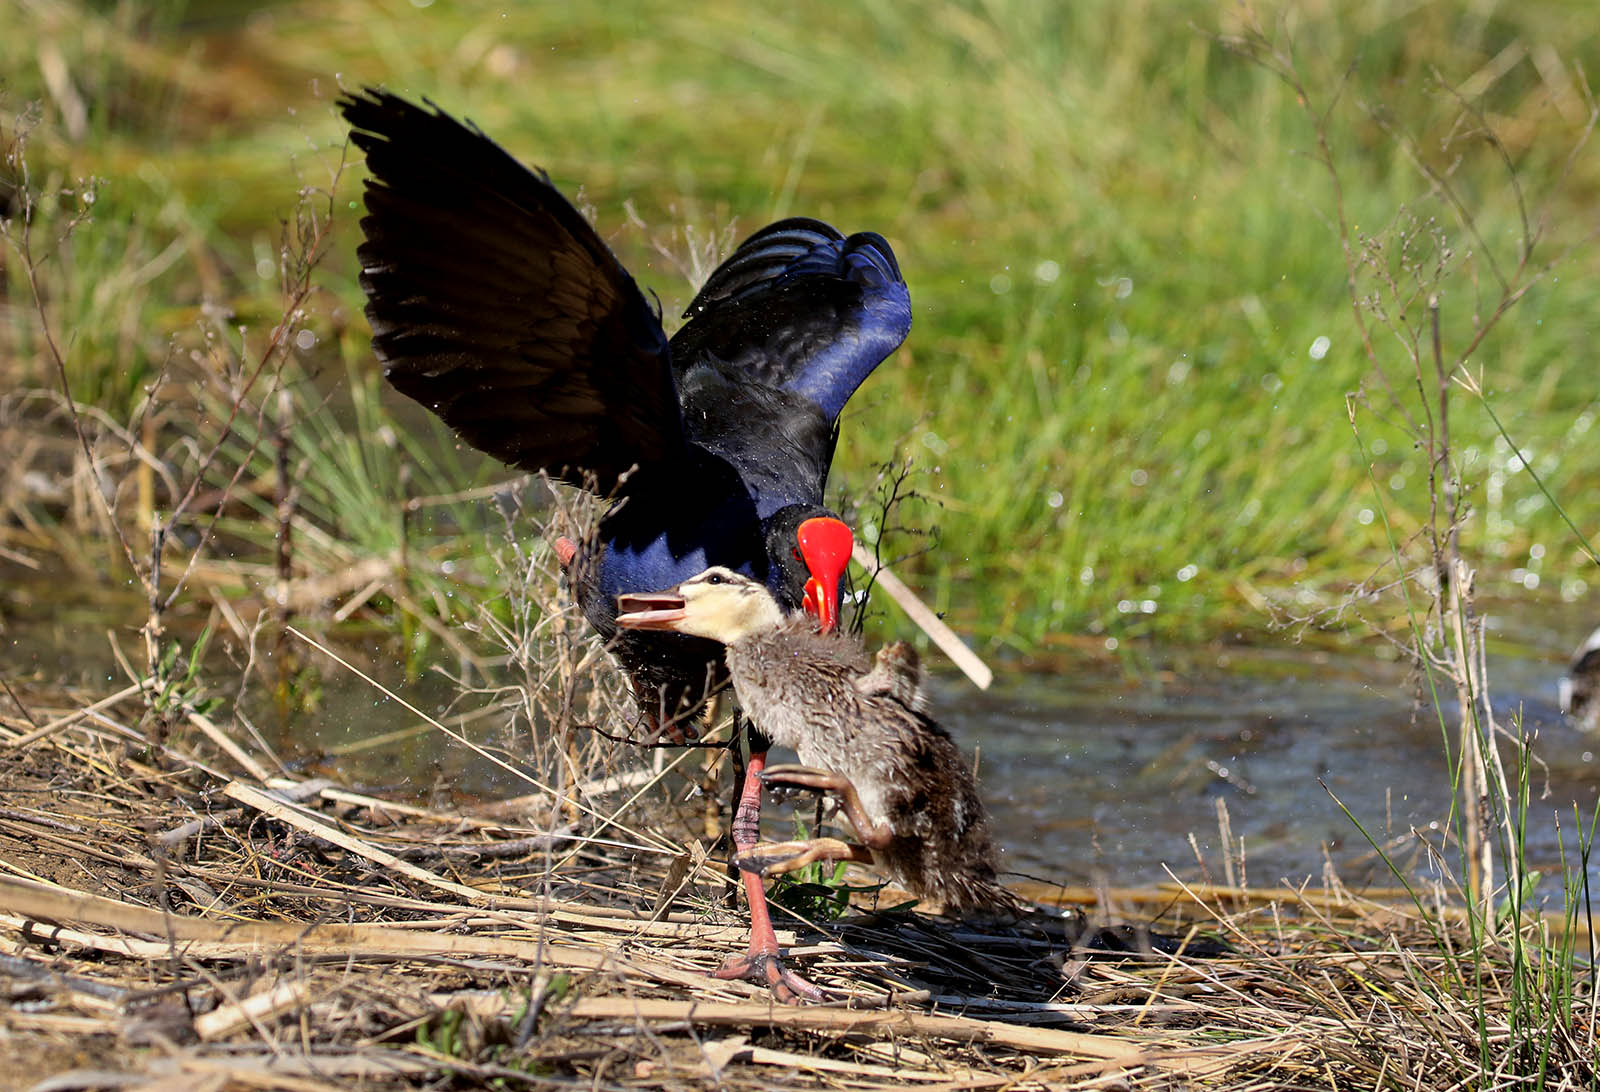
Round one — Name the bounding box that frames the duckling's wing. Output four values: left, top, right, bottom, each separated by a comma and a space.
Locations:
671, 218, 911, 422
341, 88, 683, 494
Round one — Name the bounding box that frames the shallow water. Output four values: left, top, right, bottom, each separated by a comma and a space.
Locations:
8, 586, 1598, 904
300, 615, 1600, 904
942, 645, 1599, 900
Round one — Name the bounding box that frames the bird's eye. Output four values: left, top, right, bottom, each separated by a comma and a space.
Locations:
707, 572, 725, 585
791, 547, 803, 563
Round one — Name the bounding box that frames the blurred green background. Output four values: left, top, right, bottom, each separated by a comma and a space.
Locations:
3, 0, 1597, 658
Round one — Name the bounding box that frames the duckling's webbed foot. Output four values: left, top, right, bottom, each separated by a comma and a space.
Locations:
712, 949, 826, 1004
758, 764, 893, 849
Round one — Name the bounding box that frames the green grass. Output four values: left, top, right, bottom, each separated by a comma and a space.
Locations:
3, 0, 1598, 654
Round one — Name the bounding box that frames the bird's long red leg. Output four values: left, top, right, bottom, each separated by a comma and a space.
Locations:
713, 745, 825, 1003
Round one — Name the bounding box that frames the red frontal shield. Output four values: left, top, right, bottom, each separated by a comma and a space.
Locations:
796, 516, 853, 632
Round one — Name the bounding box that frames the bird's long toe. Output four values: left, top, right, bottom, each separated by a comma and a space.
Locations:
735, 836, 868, 877
712, 950, 826, 1004
757, 763, 842, 791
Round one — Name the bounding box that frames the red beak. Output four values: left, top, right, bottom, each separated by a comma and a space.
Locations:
796, 516, 853, 633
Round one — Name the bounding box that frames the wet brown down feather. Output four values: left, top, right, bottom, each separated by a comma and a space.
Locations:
726, 622, 1016, 915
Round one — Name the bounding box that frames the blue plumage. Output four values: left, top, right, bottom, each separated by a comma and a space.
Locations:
341, 88, 911, 725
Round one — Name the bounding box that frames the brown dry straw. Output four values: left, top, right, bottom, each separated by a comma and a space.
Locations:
2, 672, 1594, 1090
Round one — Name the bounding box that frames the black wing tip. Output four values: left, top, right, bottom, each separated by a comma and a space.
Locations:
338, 87, 562, 210
336, 85, 458, 121
337, 86, 433, 132
338, 87, 478, 152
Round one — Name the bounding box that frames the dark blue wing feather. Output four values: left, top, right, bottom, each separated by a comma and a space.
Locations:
670, 218, 911, 422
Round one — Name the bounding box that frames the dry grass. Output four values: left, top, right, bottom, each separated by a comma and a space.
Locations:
0, 648, 1594, 1090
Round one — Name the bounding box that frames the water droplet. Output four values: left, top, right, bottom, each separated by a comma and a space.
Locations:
989, 273, 1012, 294
1177, 564, 1198, 582
1047, 491, 1064, 509
294, 329, 316, 351
1357, 508, 1375, 526
1033, 259, 1060, 284
1309, 335, 1331, 360
1130, 468, 1149, 487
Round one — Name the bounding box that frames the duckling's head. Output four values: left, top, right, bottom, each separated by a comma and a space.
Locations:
615, 567, 786, 645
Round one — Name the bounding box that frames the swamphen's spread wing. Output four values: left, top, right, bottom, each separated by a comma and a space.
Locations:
340, 88, 684, 494
671, 218, 912, 422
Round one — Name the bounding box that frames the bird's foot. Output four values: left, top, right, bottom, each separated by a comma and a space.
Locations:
735, 837, 870, 878
712, 949, 826, 1004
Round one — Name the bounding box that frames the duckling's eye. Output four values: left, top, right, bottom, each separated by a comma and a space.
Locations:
707, 572, 725, 585
791, 547, 803, 562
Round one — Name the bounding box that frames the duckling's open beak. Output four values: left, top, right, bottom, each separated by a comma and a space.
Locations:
797, 516, 853, 634
615, 591, 688, 631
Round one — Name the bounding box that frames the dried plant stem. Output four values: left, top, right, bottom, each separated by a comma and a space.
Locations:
271, 386, 301, 703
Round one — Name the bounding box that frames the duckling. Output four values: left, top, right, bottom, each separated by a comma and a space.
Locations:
617, 567, 1015, 1001
1560, 624, 1600, 734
